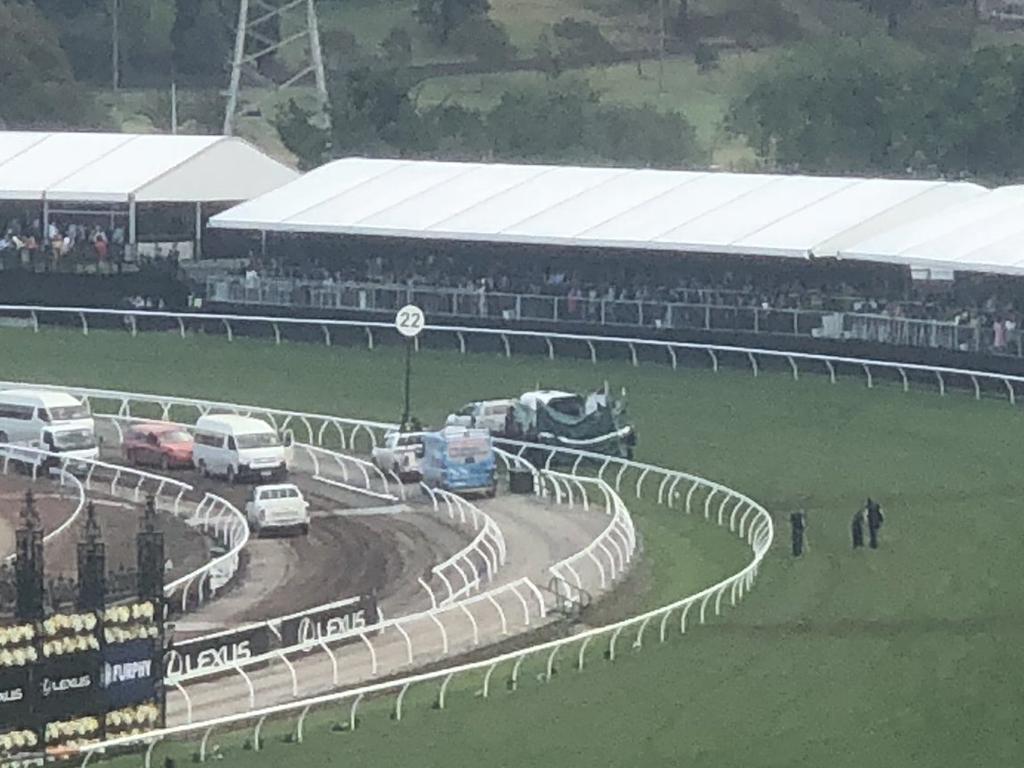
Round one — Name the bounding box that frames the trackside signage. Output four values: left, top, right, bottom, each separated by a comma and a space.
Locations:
279, 594, 378, 647
102, 640, 160, 709
165, 594, 378, 679
165, 625, 269, 679
0, 667, 30, 730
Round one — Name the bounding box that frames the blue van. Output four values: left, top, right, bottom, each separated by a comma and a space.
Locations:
421, 427, 497, 497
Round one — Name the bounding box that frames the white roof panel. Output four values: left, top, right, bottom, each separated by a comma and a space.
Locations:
580, 172, 776, 245
655, 175, 856, 255
740, 179, 951, 256
0, 133, 133, 200
215, 157, 396, 228
438, 165, 631, 237
211, 157, 1013, 272
0, 132, 49, 166
48, 135, 219, 202
500, 169, 703, 241
359, 163, 552, 232
297, 161, 482, 229
0, 131, 297, 204
842, 185, 1024, 273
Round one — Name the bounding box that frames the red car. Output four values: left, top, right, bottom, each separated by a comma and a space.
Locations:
122, 423, 194, 470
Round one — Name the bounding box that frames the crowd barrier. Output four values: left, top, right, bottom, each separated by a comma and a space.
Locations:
206, 275, 993, 355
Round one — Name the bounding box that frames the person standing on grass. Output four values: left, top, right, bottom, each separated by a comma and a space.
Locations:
790, 511, 807, 557
866, 498, 885, 549
851, 506, 866, 549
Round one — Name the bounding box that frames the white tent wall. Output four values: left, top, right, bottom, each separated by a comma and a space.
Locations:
135, 138, 298, 203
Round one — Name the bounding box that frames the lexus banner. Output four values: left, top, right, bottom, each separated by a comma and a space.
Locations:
277, 595, 378, 647
0, 667, 31, 730
164, 625, 271, 679
34, 653, 101, 723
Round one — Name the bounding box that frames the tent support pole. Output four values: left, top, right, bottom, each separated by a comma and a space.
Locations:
195, 202, 203, 260
128, 195, 137, 261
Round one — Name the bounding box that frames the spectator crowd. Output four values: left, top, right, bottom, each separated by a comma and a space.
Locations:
224, 248, 1024, 350
1, 213, 126, 269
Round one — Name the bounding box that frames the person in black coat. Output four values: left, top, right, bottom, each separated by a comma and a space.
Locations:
790, 511, 807, 557
851, 507, 865, 549
866, 498, 884, 549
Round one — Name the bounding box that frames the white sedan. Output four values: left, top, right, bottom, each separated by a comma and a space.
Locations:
372, 431, 425, 479
245, 483, 310, 536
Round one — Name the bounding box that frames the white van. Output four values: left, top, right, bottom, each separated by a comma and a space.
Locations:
192, 414, 287, 483
6, 425, 100, 474
0, 389, 95, 445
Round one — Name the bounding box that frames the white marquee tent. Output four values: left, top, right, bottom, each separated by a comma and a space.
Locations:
0, 131, 298, 251
209, 157, 986, 263
841, 185, 1024, 276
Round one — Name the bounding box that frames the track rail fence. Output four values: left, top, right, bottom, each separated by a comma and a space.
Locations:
0, 304, 1020, 406
0, 458, 85, 564
418, 484, 508, 607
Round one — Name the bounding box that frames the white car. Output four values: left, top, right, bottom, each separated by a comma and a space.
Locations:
245, 484, 310, 536
445, 399, 516, 433
372, 431, 425, 479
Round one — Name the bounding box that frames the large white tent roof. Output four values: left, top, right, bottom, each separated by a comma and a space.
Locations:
209, 157, 985, 260
0, 132, 298, 204
841, 185, 1024, 275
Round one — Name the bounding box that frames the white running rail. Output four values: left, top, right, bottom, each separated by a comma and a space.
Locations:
0, 459, 85, 562
541, 471, 637, 596
1, 304, 1021, 405
418, 484, 507, 607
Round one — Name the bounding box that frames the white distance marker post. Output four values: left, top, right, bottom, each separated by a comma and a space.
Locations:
396, 305, 425, 429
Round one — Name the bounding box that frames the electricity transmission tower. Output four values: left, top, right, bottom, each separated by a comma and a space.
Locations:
223, 0, 329, 135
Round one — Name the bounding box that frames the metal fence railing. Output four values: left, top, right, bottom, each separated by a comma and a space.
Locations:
204, 276, 1013, 356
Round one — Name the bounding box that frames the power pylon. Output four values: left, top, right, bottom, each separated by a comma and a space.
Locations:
223, 0, 329, 135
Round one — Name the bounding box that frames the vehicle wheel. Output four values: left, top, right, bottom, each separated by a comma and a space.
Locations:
198, 460, 209, 479
226, 466, 236, 484
301, 524, 310, 536
486, 484, 497, 499
0, 431, 8, 444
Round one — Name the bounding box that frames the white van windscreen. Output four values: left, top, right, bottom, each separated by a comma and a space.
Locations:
44, 404, 90, 422
50, 429, 97, 450
236, 432, 281, 449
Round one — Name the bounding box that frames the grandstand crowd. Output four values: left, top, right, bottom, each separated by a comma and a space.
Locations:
227, 250, 1022, 343
0, 215, 125, 266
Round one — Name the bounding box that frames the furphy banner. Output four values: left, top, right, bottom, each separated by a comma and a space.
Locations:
102, 640, 159, 709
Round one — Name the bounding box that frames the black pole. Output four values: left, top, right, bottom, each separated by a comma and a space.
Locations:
402, 337, 412, 430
